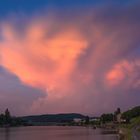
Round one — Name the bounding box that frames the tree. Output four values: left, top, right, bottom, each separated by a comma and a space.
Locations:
122, 106, 140, 121
85, 116, 89, 125
5, 108, 11, 124
101, 113, 113, 123
0, 114, 5, 125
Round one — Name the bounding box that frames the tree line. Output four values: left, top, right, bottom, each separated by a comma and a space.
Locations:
0, 109, 28, 127
100, 106, 140, 124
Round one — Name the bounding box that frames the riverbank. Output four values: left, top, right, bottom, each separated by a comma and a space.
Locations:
119, 117, 140, 140
119, 128, 131, 140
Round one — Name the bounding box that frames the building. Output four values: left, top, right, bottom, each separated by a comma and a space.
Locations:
114, 108, 121, 123
73, 118, 82, 123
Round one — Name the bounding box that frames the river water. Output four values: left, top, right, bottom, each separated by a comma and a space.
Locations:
0, 126, 118, 140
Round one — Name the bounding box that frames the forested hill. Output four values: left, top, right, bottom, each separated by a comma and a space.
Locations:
122, 106, 140, 120
21, 113, 86, 124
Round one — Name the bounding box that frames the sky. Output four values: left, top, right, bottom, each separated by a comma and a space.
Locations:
0, 0, 140, 116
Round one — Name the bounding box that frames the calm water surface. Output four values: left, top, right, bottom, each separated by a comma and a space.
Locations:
0, 126, 118, 140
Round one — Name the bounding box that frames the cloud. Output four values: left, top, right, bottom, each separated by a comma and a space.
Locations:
106, 60, 140, 89
0, 4, 140, 115
0, 66, 44, 116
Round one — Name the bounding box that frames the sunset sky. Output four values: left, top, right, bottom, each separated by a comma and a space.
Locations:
0, 0, 140, 116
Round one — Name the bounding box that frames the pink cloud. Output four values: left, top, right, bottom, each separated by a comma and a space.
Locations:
106, 60, 140, 89
0, 5, 140, 115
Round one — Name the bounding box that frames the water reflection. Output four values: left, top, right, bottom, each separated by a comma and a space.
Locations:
5, 128, 10, 140
0, 126, 118, 140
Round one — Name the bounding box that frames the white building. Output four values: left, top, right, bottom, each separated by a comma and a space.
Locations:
73, 118, 82, 123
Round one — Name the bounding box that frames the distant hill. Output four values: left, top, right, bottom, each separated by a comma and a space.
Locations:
20, 113, 86, 125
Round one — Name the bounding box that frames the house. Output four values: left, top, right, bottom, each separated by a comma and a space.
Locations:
73, 118, 82, 123
89, 117, 100, 122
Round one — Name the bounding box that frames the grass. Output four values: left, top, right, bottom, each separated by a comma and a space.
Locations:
118, 127, 131, 140
119, 117, 140, 140
119, 126, 131, 140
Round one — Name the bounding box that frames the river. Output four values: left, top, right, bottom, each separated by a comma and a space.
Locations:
0, 126, 118, 140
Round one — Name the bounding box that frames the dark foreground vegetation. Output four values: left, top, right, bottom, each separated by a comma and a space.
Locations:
0, 109, 28, 127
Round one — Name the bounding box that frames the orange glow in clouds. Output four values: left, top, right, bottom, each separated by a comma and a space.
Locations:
0, 22, 88, 100
106, 64, 125, 86
0, 9, 140, 114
